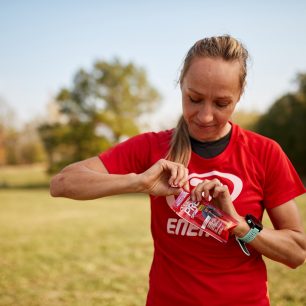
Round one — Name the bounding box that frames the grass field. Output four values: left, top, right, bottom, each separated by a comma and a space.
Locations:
0, 164, 50, 188
0, 165, 306, 306
0, 190, 152, 306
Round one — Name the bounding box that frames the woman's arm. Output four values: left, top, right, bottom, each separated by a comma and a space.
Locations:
50, 157, 141, 200
191, 179, 306, 269
50, 157, 189, 200
247, 201, 306, 269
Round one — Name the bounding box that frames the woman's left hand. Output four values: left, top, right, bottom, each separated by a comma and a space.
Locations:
191, 178, 248, 236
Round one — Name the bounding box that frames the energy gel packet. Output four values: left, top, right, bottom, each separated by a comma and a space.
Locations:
169, 191, 238, 243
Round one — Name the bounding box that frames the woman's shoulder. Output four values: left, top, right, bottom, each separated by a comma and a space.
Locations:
149, 129, 173, 140
235, 123, 279, 148
234, 123, 283, 160
117, 130, 173, 159
131, 129, 173, 161
135, 129, 173, 145
119, 129, 173, 145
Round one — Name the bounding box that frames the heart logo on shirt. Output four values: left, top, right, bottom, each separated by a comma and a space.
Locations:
166, 170, 243, 206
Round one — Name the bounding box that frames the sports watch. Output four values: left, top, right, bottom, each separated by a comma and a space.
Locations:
236, 214, 263, 256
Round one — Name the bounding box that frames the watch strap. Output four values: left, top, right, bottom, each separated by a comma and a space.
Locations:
236, 214, 263, 256
238, 227, 261, 243
235, 236, 250, 256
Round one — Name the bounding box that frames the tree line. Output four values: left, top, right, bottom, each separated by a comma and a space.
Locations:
1, 59, 305, 178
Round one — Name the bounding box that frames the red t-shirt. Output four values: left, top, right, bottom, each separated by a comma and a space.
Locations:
99, 123, 305, 306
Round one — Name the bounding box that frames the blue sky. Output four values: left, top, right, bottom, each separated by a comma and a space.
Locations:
1, 0, 306, 128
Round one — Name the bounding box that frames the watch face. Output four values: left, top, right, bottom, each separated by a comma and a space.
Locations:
245, 214, 263, 230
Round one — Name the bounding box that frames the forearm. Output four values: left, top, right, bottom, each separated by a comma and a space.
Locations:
50, 157, 189, 200
233, 217, 306, 268
247, 228, 306, 268
50, 167, 142, 200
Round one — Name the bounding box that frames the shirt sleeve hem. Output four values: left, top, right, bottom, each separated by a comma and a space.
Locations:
264, 187, 306, 209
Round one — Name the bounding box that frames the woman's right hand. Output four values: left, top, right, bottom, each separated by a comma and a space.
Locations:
138, 159, 189, 197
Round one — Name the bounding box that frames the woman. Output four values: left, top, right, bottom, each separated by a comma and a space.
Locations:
50, 35, 306, 306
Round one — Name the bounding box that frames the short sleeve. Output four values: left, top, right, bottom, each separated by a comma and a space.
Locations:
263, 141, 305, 209
98, 133, 152, 175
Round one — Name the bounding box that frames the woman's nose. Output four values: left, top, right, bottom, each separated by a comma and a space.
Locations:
196, 103, 214, 123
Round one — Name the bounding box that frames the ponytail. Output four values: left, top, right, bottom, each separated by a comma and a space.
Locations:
166, 116, 191, 166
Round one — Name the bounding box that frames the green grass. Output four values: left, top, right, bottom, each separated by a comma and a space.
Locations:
0, 191, 152, 306
0, 165, 305, 305
0, 164, 50, 188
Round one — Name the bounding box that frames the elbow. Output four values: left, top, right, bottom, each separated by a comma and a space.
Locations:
50, 174, 66, 197
286, 232, 306, 269
288, 249, 306, 269
288, 257, 305, 269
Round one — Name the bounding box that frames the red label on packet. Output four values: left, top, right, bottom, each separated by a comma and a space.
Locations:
169, 191, 238, 243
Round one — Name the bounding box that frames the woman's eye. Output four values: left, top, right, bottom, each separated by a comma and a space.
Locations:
216, 102, 229, 108
189, 96, 201, 103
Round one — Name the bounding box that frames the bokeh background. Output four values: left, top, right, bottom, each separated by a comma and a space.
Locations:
0, 1, 305, 305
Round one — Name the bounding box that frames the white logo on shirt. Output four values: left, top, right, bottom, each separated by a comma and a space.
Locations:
167, 218, 210, 237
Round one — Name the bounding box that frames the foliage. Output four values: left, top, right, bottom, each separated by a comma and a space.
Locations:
255, 73, 306, 177
0, 97, 16, 165
39, 58, 160, 173
231, 110, 261, 130
0, 98, 46, 166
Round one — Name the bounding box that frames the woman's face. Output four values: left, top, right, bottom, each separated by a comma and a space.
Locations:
181, 57, 242, 142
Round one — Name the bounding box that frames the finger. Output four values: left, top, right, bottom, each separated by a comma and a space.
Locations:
168, 162, 189, 189
192, 179, 208, 202
168, 164, 179, 187
212, 184, 229, 199
168, 186, 183, 196
175, 165, 189, 190
204, 179, 223, 200
173, 164, 186, 186
182, 168, 190, 192
212, 185, 224, 198
193, 179, 222, 202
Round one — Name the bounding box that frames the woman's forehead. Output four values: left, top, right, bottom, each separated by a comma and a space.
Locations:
182, 57, 241, 94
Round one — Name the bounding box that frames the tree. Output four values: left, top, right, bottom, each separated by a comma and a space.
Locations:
0, 99, 46, 166
255, 73, 306, 177
14, 122, 47, 164
0, 97, 17, 165
231, 110, 261, 131
39, 58, 161, 173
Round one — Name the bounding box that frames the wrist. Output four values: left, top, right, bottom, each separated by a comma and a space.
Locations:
230, 216, 250, 237
128, 173, 145, 193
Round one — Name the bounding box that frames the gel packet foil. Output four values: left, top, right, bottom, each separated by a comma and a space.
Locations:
169, 191, 238, 243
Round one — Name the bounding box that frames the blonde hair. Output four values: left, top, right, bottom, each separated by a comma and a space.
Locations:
167, 35, 249, 166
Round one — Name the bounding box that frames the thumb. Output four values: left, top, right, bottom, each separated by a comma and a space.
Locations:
168, 187, 183, 196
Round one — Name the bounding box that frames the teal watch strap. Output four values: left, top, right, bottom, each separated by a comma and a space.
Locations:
236, 228, 261, 256
236, 214, 263, 256
238, 227, 261, 243
235, 236, 250, 256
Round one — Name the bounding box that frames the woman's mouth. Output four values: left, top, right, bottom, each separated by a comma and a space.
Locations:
194, 122, 215, 129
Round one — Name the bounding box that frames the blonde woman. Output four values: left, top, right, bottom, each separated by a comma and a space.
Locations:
50, 35, 306, 306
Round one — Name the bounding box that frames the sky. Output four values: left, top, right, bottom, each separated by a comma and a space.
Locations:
1, 0, 306, 129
